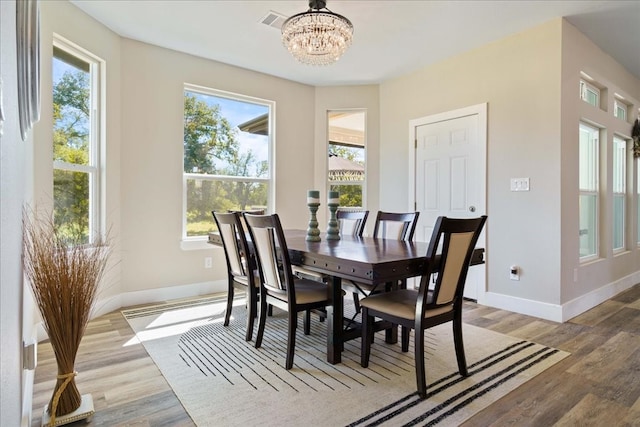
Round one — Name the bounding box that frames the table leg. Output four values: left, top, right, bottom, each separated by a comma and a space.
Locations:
327, 275, 343, 364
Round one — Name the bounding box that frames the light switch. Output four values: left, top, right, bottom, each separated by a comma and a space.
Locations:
510, 177, 530, 192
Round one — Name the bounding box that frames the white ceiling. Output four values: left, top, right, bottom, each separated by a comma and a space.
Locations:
70, 0, 640, 86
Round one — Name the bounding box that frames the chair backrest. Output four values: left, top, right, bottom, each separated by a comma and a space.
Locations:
244, 213, 296, 300
336, 209, 369, 237
212, 211, 253, 280
372, 211, 420, 241
418, 216, 487, 311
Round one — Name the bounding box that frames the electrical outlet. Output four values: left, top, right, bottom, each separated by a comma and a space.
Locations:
510, 265, 520, 281
204, 257, 212, 269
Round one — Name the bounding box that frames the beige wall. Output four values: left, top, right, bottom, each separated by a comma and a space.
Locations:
118, 40, 317, 297
381, 20, 564, 312
560, 21, 640, 304
380, 18, 640, 320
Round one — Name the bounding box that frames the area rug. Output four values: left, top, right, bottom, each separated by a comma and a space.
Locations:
122, 295, 568, 426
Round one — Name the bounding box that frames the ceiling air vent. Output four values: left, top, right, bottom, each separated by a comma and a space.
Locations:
260, 11, 287, 30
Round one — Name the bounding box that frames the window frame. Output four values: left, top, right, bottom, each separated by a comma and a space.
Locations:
613, 98, 628, 121
612, 135, 627, 252
327, 109, 367, 209
52, 35, 105, 244
580, 79, 600, 108
181, 84, 275, 242
579, 121, 600, 261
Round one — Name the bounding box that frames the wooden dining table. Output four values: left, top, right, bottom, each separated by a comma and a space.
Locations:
209, 229, 484, 365
274, 230, 484, 365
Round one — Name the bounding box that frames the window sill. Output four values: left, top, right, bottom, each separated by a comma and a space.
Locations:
181, 239, 216, 251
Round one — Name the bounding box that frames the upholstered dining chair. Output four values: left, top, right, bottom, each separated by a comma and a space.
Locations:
372, 210, 420, 241
212, 211, 260, 341
244, 213, 331, 370
337, 209, 369, 237
360, 215, 487, 398
347, 211, 420, 312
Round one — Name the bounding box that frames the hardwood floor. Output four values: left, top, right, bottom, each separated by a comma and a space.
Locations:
32, 285, 640, 426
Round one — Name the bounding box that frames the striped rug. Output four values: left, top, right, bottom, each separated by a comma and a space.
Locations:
122, 295, 568, 426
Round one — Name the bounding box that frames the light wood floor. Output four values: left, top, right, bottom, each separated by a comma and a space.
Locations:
32, 284, 640, 426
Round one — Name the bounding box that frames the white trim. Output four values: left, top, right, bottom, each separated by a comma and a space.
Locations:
180, 238, 220, 251
482, 291, 563, 322
35, 280, 227, 342
181, 84, 276, 240
92, 280, 226, 320
561, 271, 640, 322
482, 271, 640, 323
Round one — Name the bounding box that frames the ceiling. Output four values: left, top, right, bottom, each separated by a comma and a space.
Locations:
70, 0, 640, 86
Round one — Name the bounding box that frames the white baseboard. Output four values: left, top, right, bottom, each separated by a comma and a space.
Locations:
479, 272, 640, 323
561, 271, 640, 322
102, 280, 227, 315
480, 292, 563, 322
35, 280, 227, 342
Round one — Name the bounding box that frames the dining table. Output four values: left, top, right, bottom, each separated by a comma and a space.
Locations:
209, 229, 485, 365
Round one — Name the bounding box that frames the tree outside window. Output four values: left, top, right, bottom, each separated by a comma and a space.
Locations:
183, 87, 273, 237
52, 43, 100, 244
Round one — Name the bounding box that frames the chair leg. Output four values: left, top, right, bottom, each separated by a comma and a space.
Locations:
304, 310, 311, 335
245, 288, 257, 341
286, 311, 297, 369
255, 295, 268, 349
453, 317, 468, 376
414, 327, 427, 399
360, 307, 373, 367
224, 284, 234, 327
401, 326, 410, 352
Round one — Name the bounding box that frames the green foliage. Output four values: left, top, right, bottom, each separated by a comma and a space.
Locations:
53, 69, 90, 242
183, 93, 269, 235
330, 184, 363, 208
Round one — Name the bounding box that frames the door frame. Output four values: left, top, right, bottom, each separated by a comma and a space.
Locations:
407, 102, 488, 299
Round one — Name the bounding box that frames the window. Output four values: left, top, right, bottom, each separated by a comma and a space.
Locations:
612, 136, 627, 251
327, 110, 366, 208
52, 39, 103, 244
613, 99, 627, 121
183, 85, 273, 238
579, 122, 599, 259
580, 79, 600, 107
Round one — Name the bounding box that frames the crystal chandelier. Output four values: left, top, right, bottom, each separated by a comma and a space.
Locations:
281, 0, 354, 66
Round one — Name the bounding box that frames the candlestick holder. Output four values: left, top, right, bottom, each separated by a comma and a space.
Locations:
326, 190, 340, 240
306, 190, 321, 242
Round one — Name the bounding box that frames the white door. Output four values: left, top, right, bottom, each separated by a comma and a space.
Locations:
410, 104, 486, 300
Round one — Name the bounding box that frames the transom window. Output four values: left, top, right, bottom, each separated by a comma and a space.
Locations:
183, 85, 273, 238
613, 99, 627, 121
580, 79, 600, 107
52, 38, 103, 244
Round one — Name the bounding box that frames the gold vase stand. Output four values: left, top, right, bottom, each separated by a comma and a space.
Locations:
41, 393, 94, 426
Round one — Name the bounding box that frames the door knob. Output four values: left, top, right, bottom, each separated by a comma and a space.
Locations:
469, 206, 476, 212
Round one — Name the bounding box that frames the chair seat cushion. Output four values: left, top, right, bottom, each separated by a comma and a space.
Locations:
233, 271, 260, 288
360, 289, 453, 321
268, 278, 329, 305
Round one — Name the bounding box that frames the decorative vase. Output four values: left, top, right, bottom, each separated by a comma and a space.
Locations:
22, 210, 109, 426
306, 190, 321, 242
326, 190, 340, 240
